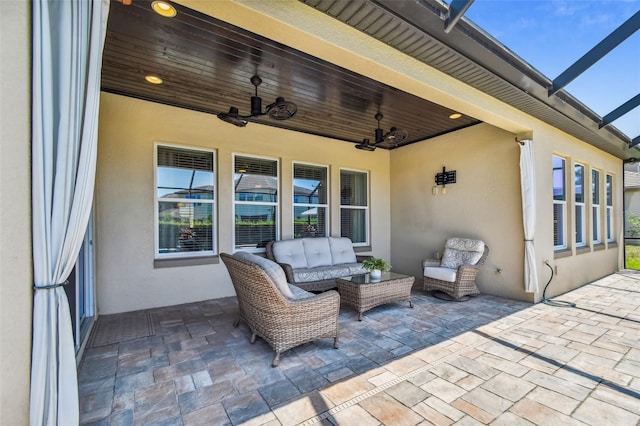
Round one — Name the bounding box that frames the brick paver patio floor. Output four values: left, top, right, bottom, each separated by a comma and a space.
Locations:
79, 271, 640, 425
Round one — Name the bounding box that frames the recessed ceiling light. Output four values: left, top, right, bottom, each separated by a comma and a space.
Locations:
449, 113, 462, 119
151, 1, 177, 18
145, 74, 163, 84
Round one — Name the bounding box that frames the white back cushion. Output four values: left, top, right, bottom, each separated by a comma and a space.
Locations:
303, 237, 333, 268
328, 237, 356, 265
271, 239, 307, 268
233, 251, 294, 299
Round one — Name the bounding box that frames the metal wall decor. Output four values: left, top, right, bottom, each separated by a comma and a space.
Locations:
435, 166, 456, 186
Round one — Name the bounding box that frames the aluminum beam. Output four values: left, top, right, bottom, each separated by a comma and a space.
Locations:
444, 0, 474, 34
548, 11, 640, 96
600, 93, 640, 129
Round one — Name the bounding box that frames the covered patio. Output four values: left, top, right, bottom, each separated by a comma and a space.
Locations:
79, 272, 640, 425
2, 0, 639, 424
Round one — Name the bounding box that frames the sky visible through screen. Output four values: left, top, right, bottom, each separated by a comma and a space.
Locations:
464, 0, 639, 139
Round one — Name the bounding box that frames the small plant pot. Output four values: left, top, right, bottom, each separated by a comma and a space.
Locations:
370, 269, 381, 280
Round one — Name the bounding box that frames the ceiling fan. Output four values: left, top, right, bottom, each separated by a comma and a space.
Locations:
355, 138, 376, 151
355, 111, 408, 150
217, 74, 298, 127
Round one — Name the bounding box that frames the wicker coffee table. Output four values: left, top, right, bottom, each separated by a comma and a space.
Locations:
336, 272, 415, 320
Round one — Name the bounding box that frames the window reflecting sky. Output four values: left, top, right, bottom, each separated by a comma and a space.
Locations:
157, 167, 214, 198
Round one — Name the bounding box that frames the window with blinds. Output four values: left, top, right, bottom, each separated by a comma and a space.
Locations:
340, 168, 369, 245
156, 144, 215, 257
553, 156, 566, 249
575, 163, 586, 247
234, 155, 279, 251
606, 173, 614, 242
592, 169, 601, 244
293, 163, 328, 238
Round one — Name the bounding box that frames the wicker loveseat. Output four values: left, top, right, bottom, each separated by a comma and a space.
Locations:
423, 238, 489, 301
221, 251, 340, 366
265, 237, 371, 292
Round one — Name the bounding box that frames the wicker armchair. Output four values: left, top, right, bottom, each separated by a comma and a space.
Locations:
221, 252, 340, 366
423, 238, 489, 301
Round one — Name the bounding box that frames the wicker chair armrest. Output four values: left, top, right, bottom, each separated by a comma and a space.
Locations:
288, 289, 340, 312
423, 259, 441, 268
264, 240, 276, 261
356, 254, 374, 262
456, 263, 482, 282
458, 263, 482, 273
274, 261, 296, 283
291, 288, 339, 304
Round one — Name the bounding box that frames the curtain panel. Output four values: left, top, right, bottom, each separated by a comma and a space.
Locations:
519, 140, 539, 293
30, 1, 109, 424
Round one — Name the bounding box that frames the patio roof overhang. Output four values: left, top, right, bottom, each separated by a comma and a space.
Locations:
304, 0, 638, 158
102, 0, 639, 159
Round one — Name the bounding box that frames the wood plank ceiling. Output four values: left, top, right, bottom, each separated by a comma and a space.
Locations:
101, 0, 481, 149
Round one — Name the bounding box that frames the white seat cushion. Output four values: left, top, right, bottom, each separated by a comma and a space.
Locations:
424, 266, 457, 283
294, 263, 367, 283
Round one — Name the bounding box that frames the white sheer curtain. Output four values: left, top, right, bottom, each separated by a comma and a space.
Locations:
30, 1, 109, 424
519, 140, 539, 293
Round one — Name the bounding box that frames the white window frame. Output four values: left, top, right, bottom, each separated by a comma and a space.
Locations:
154, 143, 217, 259
606, 173, 614, 242
553, 156, 567, 250
75, 209, 95, 353
292, 162, 329, 239
592, 168, 601, 244
233, 154, 279, 253
574, 163, 586, 247
339, 168, 370, 247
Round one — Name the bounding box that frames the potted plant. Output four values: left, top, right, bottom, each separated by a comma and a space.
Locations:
362, 258, 391, 280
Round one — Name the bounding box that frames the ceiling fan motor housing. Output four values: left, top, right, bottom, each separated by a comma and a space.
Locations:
219, 74, 297, 124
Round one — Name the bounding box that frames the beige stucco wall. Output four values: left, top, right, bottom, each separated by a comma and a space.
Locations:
391, 120, 623, 303
97, 90, 623, 311
96, 93, 390, 314
390, 123, 530, 302
0, 0, 32, 422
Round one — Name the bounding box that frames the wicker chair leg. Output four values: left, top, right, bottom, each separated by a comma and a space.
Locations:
333, 337, 339, 349
272, 352, 281, 367
233, 319, 240, 328
250, 333, 257, 344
